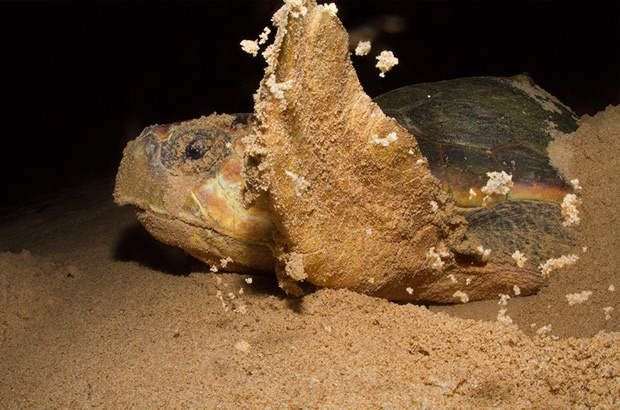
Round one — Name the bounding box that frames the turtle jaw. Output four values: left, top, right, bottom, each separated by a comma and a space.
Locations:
132, 207, 275, 274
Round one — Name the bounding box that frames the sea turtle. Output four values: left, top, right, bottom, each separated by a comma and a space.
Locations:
114, 0, 580, 303
114, 74, 578, 299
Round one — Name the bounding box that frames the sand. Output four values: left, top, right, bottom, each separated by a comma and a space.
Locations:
0, 105, 617, 408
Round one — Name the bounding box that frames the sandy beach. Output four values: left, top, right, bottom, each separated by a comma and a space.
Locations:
1, 1, 619, 408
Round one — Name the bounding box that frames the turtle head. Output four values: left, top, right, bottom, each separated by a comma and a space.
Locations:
114, 113, 275, 273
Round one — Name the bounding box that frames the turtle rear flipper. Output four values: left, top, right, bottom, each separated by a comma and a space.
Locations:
375, 260, 546, 304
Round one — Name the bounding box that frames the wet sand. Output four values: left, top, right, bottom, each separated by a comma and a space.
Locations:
1, 106, 619, 407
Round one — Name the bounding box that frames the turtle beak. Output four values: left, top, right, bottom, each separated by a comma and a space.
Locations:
113, 124, 174, 213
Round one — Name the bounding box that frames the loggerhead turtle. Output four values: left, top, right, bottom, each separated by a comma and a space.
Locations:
115, 0, 579, 303
115, 75, 578, 301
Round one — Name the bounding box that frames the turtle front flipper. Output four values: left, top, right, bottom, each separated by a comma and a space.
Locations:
243, 0, 544, 302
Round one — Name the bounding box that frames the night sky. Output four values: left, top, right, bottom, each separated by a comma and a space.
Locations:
2, 1, 618, 208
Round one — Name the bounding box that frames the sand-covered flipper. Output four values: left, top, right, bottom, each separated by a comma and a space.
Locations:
243, 0, 544, 302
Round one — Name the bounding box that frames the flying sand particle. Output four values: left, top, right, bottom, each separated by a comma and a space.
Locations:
220, 256, 233, 268
355, 40, 371, 56
427, 246, 449, 270
482, 171, 513, 196
476, 246, 491, 262
215, 291, 228, 311
536, 324, 553, 338
497, 308, 513, 325
375, 50, 399, 77
497, 295, 513, 325
258, 26, 271, 45
285, 170, 310, 197
318, 3, 338, 17
240, 39, 260, 57
429, 200, 439, 212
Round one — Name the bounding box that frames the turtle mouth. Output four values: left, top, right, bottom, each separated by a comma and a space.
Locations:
132, 206, 276, 274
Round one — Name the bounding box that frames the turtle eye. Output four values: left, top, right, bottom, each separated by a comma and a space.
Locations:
184, 138, 207, 160
161, 127, 230, 176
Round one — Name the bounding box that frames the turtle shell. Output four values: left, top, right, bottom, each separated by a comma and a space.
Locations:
374, 74, 579, 207
375, 74, 579, 266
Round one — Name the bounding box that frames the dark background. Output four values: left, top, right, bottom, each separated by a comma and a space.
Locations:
2, 1, 618, 208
